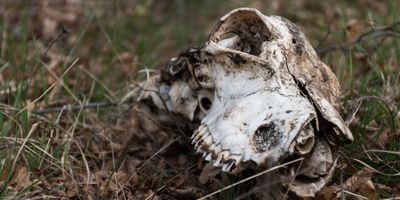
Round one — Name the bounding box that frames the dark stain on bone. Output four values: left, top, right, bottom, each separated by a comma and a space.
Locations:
261, 64, 275, 79
289, 123, 296, 133
196, 75, 210, 84
223, 108, 233, 119
281, 17, 305, 56
229, 54, 247, 65
253, 122, 282, 152
286, 110, 292, 113
217, 13, 270, 56
320, 65, 331, 83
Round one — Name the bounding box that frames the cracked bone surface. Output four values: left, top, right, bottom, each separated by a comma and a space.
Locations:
134, 7, 353, 198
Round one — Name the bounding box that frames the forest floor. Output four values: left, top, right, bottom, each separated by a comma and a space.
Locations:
0, 0, 399, 199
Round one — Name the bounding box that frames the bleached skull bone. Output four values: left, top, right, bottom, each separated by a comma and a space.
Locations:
134, 7, 353, 198
191, 8, 352, 174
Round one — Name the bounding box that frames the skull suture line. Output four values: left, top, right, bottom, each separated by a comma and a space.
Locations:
135, 7, 353, 198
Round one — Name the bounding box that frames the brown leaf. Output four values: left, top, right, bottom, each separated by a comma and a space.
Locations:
169, 186, 203, 199
12, 166, 31, 190
344, 167, 374, 192
142, 190, 160, 200
375, 129, 389, 149
175, 173, 189, 188
373, 183, 391, 192
358, 180, 378, 200
65, 179, 79, 198
315, 186, 339, 200
110, 170, 130, 190
199, 163, 221, 184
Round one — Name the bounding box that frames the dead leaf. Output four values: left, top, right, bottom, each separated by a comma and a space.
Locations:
315, 186, 339, 200
169, 186, 203, 199
142, 190, 160, 200
65, 179, 79, 198
175, 173, 189, 188
12, 166, 31, 190
358, 180, 378, 200
199, 163, 221, 184
344, 167, 374, 192
373, 183, 391, 192
346, 19, 371, 39
375, 129, 389, 149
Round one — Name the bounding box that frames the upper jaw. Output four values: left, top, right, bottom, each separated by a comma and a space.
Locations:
192, 75, 317, 173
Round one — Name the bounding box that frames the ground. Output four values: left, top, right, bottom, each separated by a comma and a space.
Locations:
0, 0, 399, 199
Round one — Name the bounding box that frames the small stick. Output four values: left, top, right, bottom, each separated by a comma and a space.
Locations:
317, 21, 400, 56
198, 158, 304, 200
32, 99, 137, 115
43, 26, 70, 58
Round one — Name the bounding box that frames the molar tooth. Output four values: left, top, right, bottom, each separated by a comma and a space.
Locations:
192, 129, 208, 145
223, 154, 242, 172
214, 144, 222, 155
194, 138, 204, 149
191, 124, 203, 140
203, 135, 213, 146
191, 136, 198, 145
191, 132, 200, 144
196, 145, 204, 153
193, 125, 209, 142
208, 143, 216, 151
214, 154, 224, 167
192, 132, 201, 142
221, 163, 231, 172
214, 151, 230, 167
198, 132, 210, 145
205, 152, 212, 161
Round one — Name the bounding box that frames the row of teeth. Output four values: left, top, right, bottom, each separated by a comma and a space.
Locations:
191, 124, 243, 172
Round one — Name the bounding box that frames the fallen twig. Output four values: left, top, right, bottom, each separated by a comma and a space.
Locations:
197, 158, 304, 200
32, 99, 137, 115
317, 21, 400, 56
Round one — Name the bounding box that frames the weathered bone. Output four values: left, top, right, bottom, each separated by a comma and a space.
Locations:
134, 7, 353, 198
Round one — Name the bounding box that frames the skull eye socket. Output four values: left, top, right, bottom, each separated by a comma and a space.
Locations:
200, 97, 212, 110
253, 122, 282, 152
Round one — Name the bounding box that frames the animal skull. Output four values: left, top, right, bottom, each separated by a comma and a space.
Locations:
192, 7, 352, 170
135, 8, 353, 198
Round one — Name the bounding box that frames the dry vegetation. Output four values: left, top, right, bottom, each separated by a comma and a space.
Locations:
0, 0, 399, 199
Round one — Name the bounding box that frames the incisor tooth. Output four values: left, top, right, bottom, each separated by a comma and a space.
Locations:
194, 139, 203, 149
193, 125, 209, 142
193, 124, 206, 135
